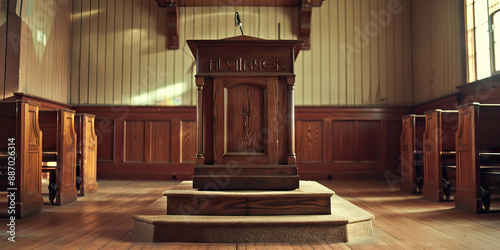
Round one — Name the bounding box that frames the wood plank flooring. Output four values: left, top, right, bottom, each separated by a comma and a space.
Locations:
0, 179, 499, 249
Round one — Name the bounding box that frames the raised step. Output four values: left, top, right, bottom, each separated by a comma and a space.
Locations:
132, 181, 374, 243
193, 165, 299, 190
165, 181, 334, 215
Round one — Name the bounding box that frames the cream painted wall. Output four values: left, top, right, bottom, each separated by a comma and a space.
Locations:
18, 0, 72, 104
71, 0, 413, 106
411, 0, 464, 105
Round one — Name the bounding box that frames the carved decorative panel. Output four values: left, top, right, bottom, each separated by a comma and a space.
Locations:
226, 84, 265, 154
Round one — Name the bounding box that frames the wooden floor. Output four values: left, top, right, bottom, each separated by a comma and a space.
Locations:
1, 179, 500, 249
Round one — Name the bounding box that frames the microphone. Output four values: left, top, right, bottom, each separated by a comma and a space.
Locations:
235, 12, 244, 35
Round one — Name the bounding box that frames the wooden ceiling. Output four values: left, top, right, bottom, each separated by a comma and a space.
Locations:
156, 0, 325, 50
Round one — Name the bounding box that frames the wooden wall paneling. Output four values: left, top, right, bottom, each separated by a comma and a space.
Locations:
181, 121, 197, 163
358, 121, 381, 162
338, 0, 346, 105
387, 120, 402, 163
95, 119, 114, 162
332, 121, 355, 162
144, 121, 151, 162
97, 0, 107, 104
170, 119, 181, 165
125, 121, 145, 162
130, 0, 141, 105
121, 0, 133, 105
77, 106, 408, 180
150, 121, 171, 162
113, 1, 124, 105
105, 0, 115, 105
88, 0, 98, 104
377, 0, 387, 105
296, 120, 322, 163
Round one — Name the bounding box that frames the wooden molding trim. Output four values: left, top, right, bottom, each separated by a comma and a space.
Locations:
4, 92, 72, 110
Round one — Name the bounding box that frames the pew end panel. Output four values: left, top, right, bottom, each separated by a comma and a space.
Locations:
400, 114, 425, 194
455, 103, 500, 213
0, 100, 43, 218
422, 110, 458, 202
39, 109, 78, 206
75, 114, 98, 196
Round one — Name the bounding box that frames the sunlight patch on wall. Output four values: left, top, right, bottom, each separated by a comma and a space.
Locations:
131, 82, 187, 106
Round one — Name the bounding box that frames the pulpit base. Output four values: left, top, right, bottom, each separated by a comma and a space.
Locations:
193, 165, 300, 190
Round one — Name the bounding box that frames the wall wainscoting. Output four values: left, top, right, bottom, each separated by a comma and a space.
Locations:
75, 106, 410, 180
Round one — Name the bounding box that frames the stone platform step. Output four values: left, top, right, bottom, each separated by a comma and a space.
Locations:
164, 181, 334, 215
193, 165, 299, 190
132, 183, 374, 243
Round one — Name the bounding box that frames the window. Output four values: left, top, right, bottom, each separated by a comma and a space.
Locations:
465, 0, 500, 82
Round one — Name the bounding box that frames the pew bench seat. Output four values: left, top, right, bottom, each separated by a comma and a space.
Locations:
479, 169, 500, 212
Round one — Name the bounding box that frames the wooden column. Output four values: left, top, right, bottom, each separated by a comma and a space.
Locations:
287, 77, 296, 165
195, 78, 204, 165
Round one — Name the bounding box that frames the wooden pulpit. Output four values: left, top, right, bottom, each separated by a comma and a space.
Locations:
188, 36, 302, 190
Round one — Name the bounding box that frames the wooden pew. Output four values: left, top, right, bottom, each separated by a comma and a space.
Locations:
400, 114, 426, 194
39, 109, 78, 205
422, 109, 458, 202
455, 102, 500, 213
75, 114, 98, 196
0, 100, 43, 218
